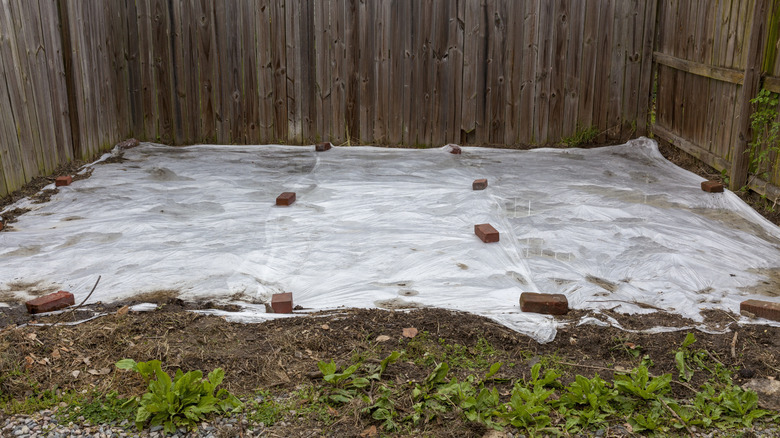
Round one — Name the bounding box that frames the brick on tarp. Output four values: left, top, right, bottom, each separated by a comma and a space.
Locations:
26, 290, 75, 314
520, 292, 569, 315
740, 299, 780, 322
315, 142, 332, 152
271, 292, 293, 314
55, 176, 72, 187
276, 192, 296, 206
701, 180, 724, 193
474, 223, 499, 243
473, 179, 488, 190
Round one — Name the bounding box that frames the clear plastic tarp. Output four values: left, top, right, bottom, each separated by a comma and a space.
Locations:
2, 138, 779, 342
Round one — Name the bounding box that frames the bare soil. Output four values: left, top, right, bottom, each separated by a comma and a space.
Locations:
0, 302, 778, 436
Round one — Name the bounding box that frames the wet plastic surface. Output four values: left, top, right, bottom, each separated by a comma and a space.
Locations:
2, 138, 779, 342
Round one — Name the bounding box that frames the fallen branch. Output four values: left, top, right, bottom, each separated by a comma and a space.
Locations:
731, 331, 738, 359
42, 276, 101, 330
658, 397, 694, 436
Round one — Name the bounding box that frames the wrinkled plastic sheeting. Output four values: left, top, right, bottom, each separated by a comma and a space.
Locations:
2, 137, 780, 343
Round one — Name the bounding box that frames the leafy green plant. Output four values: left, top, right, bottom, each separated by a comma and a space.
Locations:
245, 390, 285, 426
748, 88, 780, 181
318, 350, 401, 404
557, 374, 617, 431
499, 363, 560, 434
60, 391, 136, 425
614, 366, 671, 402
115, 359, 242, 433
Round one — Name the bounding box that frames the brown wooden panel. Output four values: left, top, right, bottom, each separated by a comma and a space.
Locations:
486, 0, 507, 144
547, 0, 569, 143
563, 0, 584, 138
256, 0, 275, 143
576, 0, 598, 136
535, 0, 554, 144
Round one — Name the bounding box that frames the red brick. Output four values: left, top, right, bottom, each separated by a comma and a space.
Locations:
740, 299, 780, 322
26, 290, 75, 314
473, 179, 488, 190
271, 292, 293, 314
55, 176, 72, 187
276, 192, 296, 206
116, 138, 140, 149
315, 142, 332, 152
474, 223, 499, 243
701, 180, 724, 193
520, 292, 569, 315
0, 221, 3, 231
446, 144, 462, 154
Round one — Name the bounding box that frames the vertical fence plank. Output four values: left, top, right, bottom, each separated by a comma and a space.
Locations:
357, 0, 374, 144
241, 0, 260, 144
285, 0, 302, 143
257, 0, 275, 143
576, 0, 598, 132
548, 0, 569, 143
399, 0, 413, 145
486, 0, 507, 144
313, 0, 331, 142
636, 0, 658, 136
0, 50, 26, 195
518, 0, 539, 144
562, 0, 584, 138
331, 0, 346, 144
461, 0, 482, 143
271, 0, 287, 142
387, 0, 405, 144
535, 0, 554, 144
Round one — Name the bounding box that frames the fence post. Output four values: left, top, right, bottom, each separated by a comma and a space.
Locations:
56, 0, 81, 159
730, 0, 770, 191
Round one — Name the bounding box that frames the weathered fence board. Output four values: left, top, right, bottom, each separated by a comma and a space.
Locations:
653, 0, 780, 190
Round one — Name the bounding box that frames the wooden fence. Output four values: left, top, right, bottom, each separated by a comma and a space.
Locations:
652, 0, 780, 192
0, 0, 657, 198
124, 0, 656, 147
2, 0, 780, 201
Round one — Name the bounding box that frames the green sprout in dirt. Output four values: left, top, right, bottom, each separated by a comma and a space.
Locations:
116, 359, 242, 434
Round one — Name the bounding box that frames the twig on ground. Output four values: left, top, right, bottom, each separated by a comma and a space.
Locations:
658, 397, 694, 436
731, 331, 738, 359
42, 275, 101, 330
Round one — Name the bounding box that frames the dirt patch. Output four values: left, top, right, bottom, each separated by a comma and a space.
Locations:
741, 267, 780, 297
0, 306, 777, 436
131, 289, 180, 304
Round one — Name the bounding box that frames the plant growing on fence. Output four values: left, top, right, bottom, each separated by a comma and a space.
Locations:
748, 88, 780, 183
115, 359, 243, 433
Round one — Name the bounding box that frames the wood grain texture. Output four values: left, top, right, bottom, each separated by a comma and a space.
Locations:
6, 1, 777, 196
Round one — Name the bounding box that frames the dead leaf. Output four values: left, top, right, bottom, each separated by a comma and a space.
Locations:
327, 406, 339, 416
375, 335, 391, 342
402, 327, 418, 338
116, 305, 129, 316
321, 324, 330, 330
24, 356, 34, 368
26, 333, 37, 341
59, 346, 70, 352
51, 349, 61, 360
86, 368, 110, 376
360, 425, 378, 437
80, 356, 91, 365
71, 370, 80, 379
614, 365, 629, 373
